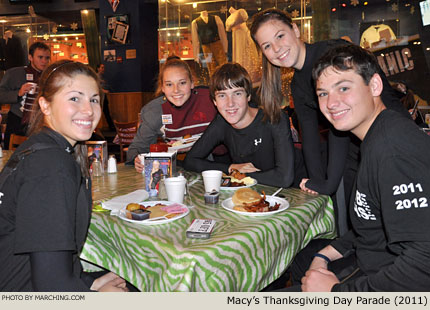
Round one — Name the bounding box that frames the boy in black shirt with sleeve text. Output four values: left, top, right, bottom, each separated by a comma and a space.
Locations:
285, 44, 430, 291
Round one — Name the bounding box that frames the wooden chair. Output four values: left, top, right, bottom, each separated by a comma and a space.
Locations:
9, 134, 27, 150
113, 120, 138, 162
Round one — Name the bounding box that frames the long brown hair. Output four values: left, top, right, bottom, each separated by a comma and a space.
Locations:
250, 8, 293, 124
28, 60, 103, 178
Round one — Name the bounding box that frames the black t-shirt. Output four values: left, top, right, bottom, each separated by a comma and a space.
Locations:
291, 39, 409, 195
331, 110, 430, 291
0, 128, 92, 291
184, 109, 295, 188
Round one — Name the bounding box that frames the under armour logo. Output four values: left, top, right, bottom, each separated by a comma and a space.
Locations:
65, 147, 71, 153
0, 192, 4, 204
254, 138, 262, 146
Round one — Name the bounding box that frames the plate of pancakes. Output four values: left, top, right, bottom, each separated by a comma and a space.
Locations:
221, 188, 289, 216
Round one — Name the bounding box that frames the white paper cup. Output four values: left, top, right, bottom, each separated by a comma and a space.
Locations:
28, 82, 37, 95
202, 170, 223, 193
138, 154, 145, 174
164, 176, 186, 204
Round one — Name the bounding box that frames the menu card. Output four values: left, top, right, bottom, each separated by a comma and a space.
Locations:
142, 151, 177, 197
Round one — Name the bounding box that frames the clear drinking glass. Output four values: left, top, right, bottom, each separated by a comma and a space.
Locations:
92, 158, 103, 177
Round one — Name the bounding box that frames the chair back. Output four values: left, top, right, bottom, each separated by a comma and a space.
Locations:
9, 134, 27, 151
113, 120, 138, 162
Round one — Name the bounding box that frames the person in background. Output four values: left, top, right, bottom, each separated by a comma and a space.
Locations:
96, 63, 115, 131
250, 8, 409, 233
184, 62, 295, 188
127, 56, 227, 172
284, 44, 430, 292
0, 41, 51, 149
0, 60, 129, 292
390, 81, 428, 127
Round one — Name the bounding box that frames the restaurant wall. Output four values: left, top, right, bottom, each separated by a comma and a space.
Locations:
99, 0, 158, 93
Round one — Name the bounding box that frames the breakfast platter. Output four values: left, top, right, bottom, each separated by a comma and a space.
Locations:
221, 188, 289, 216
220, 169, 257, 190
167, 134, 201, 152
221, 196, 289, 216
118, 201, 189, 225
220, 177, 257, 190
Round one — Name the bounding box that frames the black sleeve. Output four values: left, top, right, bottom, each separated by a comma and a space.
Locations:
332, 241, 430, 291
248, 113, 295, 188
295, 99, 350, 195
305, 128, 350, 195
294, 101, 324, 180
183, 117, 230, 173
30, 251, 91, 292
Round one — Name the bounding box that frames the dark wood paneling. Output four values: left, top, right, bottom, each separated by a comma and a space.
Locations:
106, 91, 154, 123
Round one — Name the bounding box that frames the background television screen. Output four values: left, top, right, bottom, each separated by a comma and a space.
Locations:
420, 0, 430, 26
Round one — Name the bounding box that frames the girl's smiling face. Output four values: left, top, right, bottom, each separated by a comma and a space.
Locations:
254, 19, 305, 70
40, 74, 101, 146
161, 67, 194, 107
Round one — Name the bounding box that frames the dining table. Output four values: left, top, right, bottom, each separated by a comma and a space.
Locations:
0, 150, 336, 292
83, 160, 336, 292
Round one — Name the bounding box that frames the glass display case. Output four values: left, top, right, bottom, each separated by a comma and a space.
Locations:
0, 12, 88, 67
158, 0, 430, 102
158, 0, 313, 88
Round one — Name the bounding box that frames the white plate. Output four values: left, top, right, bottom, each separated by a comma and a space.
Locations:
220, 178, 257, 191
221, 196, 289, 216
118, 201, 189, 225
167, 135, 201, 153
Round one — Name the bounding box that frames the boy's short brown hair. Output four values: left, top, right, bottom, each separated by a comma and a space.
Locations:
209, 63, 252, 101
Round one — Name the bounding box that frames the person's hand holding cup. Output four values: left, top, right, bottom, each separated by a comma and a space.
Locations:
134, 154, 145, 173
18, 82, 37, 97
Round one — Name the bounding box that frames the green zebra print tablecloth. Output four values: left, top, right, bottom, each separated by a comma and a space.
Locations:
81, 165, 336, 292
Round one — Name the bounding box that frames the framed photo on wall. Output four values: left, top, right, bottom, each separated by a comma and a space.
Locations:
111, 21, 129, 44
106, 14, 131, 45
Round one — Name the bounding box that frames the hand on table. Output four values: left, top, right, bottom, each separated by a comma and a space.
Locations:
134, 156, 144, 173
300, 178, 319, 195
301, 268, 339, 292
91, 272, 129, 292
229, 163, 260, 174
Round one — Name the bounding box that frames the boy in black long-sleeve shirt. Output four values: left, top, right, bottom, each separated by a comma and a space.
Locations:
184, 63, 295, 188
286, 44, 430, 292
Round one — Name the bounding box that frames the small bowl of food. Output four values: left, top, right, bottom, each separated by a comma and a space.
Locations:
204, 190, 220, 204
124, 203, 151, 221
127, 209, 151, 221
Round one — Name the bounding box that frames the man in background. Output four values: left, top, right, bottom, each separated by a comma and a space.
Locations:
0, 41, 50, 149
